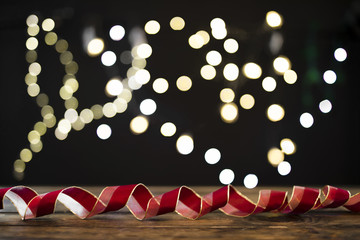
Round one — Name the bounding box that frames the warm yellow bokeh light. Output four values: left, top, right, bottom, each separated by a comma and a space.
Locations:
20, 148, 32, 162
160, 122, 177, 137
239, 94, 255, 110
283, 69, 297, 84
188, 34, 204, 49
91, 104, 104, 120
25, 50, 37, 63
27, 25, 40, 36
114, 97, 128, 113
242, 62, 262, 79
223, 63, 239, 81
80, 109, 94, 124
267, 104, 285, 122
136, 43, 153, 59
14, 160, 26, 173
26, 37, 38, 50
206, 50, 222, 66
130, 116, 149, 135
223, 38, 239, 53
220, 103, 238, 123
26, 14, 38, 27
55, 39, 69, 53
28, 130, 41, 144
27, 83, 40, 97
34, 121, 47, 136
273, 56, 291, 74
176, 76, 192, 91
196, 30, 210, 45
267, 147, 284, 166
87, 38, 104, 57
65, 97, 79, 110
280, 138, 296, 155
45, 32, 58, 45
219, 88, 235, 103
58, 119, 72, 134
59, 85, 74, 100
30, 140, 43, 153
266, 11, 283, 28
103, 102, 117, 118
200, 65, 216, 80
145, 20, 160, 34
170, 17, 185, 30
153, 78, 169, 94
42, 18, 55, 31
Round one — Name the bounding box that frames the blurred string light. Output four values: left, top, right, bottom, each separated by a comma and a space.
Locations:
17, 11, 344, 186
323, 70, 337, 84
96, 124, 112, 140
300, 112, 314, 128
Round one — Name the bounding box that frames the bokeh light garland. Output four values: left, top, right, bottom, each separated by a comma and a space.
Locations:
15, 11, 345, 187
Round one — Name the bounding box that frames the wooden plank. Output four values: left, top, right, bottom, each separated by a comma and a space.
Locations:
0, 186, 359, 239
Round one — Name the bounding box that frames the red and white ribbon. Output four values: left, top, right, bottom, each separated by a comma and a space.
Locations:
1, 184, 359, 220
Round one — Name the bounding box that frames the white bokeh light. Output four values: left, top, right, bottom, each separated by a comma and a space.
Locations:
334, 48, 347, 62
323, 70, 337, 84
319, 99, 332, 113
243, 174, 258, 189
176, 135, 194, 155
96, 124, 112, 140
300, 112, 314, 128
277, 161, 291, 176
204, 148, 221, 165
109, 25, 125, 41
101, 51, 117, 66
106, 78, 123, 96
219, 169, 235, 185
139, 99, 157, 115
262, 77, 277, 92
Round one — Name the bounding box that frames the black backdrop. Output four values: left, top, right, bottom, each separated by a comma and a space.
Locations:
0, 0, 359, 186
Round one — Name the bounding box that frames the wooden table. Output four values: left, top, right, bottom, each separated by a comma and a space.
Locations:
1, 186, 359, 239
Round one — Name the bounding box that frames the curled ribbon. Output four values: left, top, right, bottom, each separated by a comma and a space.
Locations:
0, 184, 359, 220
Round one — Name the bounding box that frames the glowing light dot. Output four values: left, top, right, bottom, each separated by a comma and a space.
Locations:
206, 50, 222, 66
27, 83, 40, 97
14, 159, 26, 173
334, 48, 347, 62
200, 65, 216, 80
113, 98, 128, 113
223, 63, 239, 81
219, 88, 235, 103
219, 169, 234, 185
273, 56, 291, 74
87, 38, 104, 57
130, 116, 149, 135
278, 161, 291, 176
262, 77, 277, 92
220, 103, 238, 123
109, 25, 125, 41
135, 69, 151, 85
26, 37, 38, 50
196, 30, 210, 45
176, 135, 194, 155
210, 18, 226, 29
223, 38, 239, 53
58, 119, 72, 134
28, 130, 40, 144
319, 99, 332, 113
267, 147, 284, 166
20, 148, 32, 162
267, 104, 285, 122
243, 174, 258, 189
283, 70, 297, 84
160, 122, 177, 137
239, 94, 255, 110
29, 62, 41, 76
106, 78, 123, 96
64, 109, 78, 123
211, 28, 227, 40
144, 20, 160, 34
55, 128, 67, 140
101, 51, 117, 66
176, 76, 192, 91
140, 99, 157, 115
42, 18, 55, 31
80, 109, 94, 124
242, 62, 262, 79
266, 11, 283, 28
136, 43, 152, 59
323, 70, 337, 84
280, 138, 296, 155
26, 15, 38, 27
300, 112, 314, 128
204, 148, 221, 165
170, 16, 185, 30
96, 124, 112, 140
153, 78, 169, 94
103, 102, 117, 118
188, 34, 204, 49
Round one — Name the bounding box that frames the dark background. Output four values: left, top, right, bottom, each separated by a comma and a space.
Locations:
0, 0, 359, 186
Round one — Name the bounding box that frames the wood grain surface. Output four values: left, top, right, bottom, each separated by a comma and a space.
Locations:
1, 186, 359, 240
